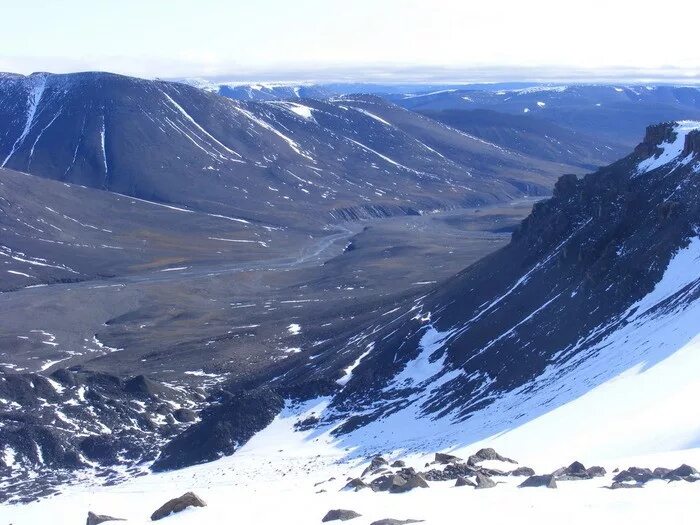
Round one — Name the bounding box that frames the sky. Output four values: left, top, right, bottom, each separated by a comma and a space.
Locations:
1, 0, 699, 83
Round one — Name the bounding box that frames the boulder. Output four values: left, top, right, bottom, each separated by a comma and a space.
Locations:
467, 448, 516, 466
362, 455, 389, 477
519, 475, 557, 489
474, 473, 496, 489
587, 466, 607, 478
509, 466, 535, 477
150, 492, 206, 521
652, 467, 672, 478
434, 452, 462, 465
666, 464, 698, 479
371, 472, 429, 493
455, 476, 476, 487
552, 461, 601, 480
391, 460, 406, 468
612, 467, 654, 484
173, 408, 197, 423
86, 512, 125, 525
322, 509, 362, 522
342, 478, 369, 491
389, 473, 429, 493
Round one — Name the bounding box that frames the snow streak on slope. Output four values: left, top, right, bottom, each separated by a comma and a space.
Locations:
2, 74, 47, 167
161, 90, 243, 160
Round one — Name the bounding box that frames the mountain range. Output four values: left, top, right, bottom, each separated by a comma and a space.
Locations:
2, 71, 700, 523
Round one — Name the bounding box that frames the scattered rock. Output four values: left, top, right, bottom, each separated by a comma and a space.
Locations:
391, 460, 406, 468
150, 492, 207, 521
474, 472, 496, 489
586, 466, 607, 478
666, 464, 698, 479
342, 478, 369, 491
612, 467, 654, 484
362, 455, 389, 477
519, 475, 557, 489
390, 473, 430, 493
509, 466, 535, 477
652, 467, 672, 478
322, 509, 362, 522
467, 448, 516, 466
608, 481, 644, 490
434, 452, 462, 465
552, 461, 604, 480
173, 408, 196, 423
371, 472, 429, 493
455, 476, 476, 487
86, 512, 125, 525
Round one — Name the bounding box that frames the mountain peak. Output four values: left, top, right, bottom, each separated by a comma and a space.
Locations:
635, 120, 700, 174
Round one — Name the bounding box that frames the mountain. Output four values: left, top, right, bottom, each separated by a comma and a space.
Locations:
177, 78, 332, 101
5, 120, 700, 522
387, 85, 700, 145
418, 108, 628, 169
0, 72, 575, 228
313, 120, 700, 456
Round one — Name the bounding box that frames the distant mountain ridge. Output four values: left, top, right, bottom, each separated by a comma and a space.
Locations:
0, 72, 577, 227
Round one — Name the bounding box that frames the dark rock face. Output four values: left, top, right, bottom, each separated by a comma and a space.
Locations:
519, 475, 557, 489
151, 387, 283, 471
391, 460, 406, 468
322, 509, 362, 522
0, 368, 200, 503
150, 492, 206, 521
86, 512, 125, 525
634, 122, 677, 157
682, 130, 700, 157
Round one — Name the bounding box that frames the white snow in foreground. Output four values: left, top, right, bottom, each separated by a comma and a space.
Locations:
637, 120, 700, 174
6, 397, 700, 525
287, 323, 301, 335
